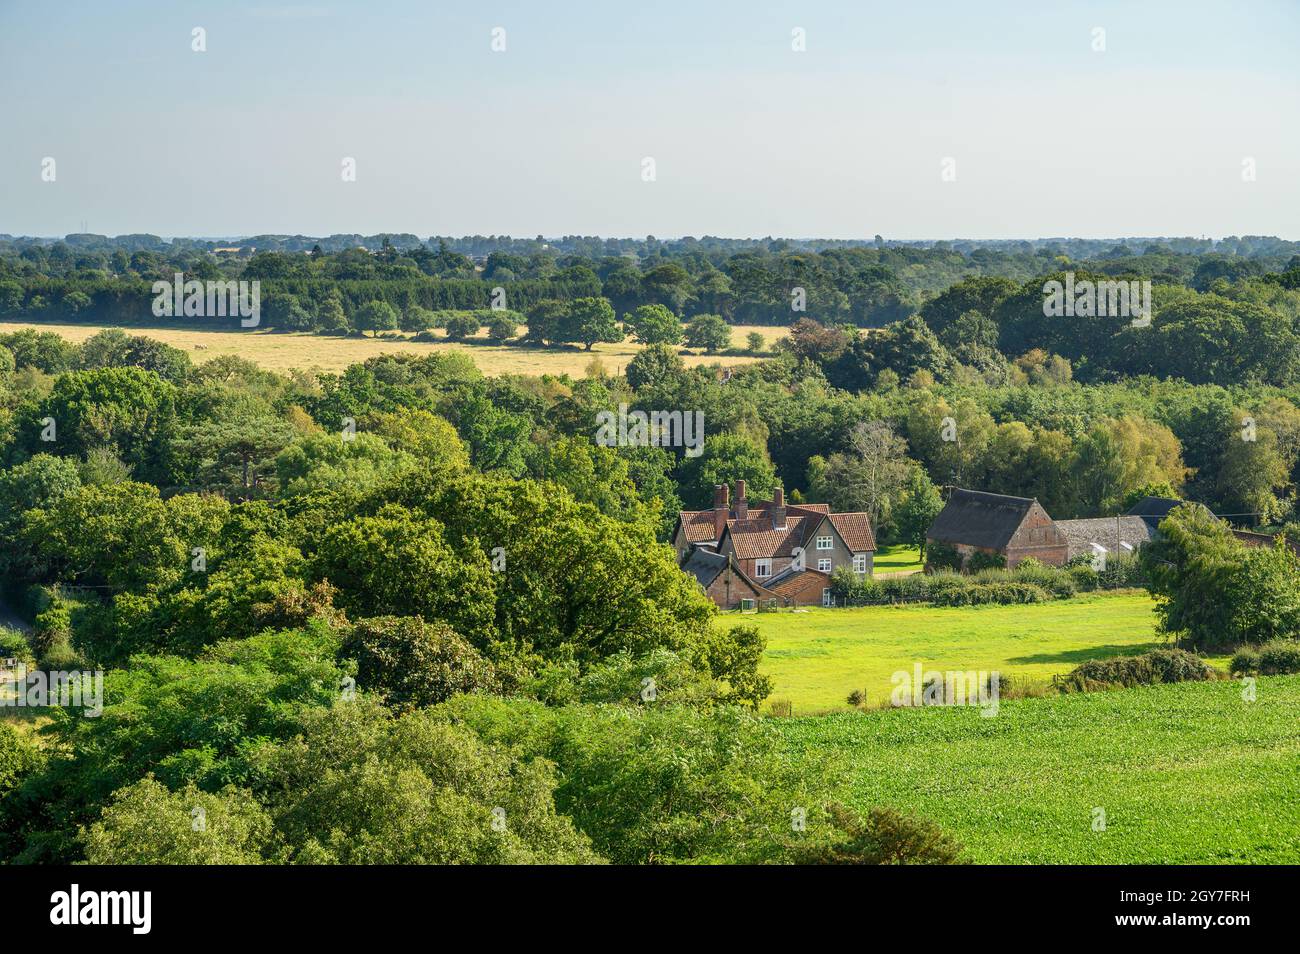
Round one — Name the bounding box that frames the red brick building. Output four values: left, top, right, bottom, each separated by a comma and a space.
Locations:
925, 488, 1068, 569
674, 480, 875, 608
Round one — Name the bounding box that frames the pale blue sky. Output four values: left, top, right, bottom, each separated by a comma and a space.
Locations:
1, 0, 1297, 239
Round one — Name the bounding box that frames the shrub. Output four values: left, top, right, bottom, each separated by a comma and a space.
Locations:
1229, 647, 1260, 676
1067, 564, 1101, 591
1053, 648, 1220, 693
967, 551, 1006, 573
1258, 641, 1300, 675
930, 582, 1050, 607
577, 649, 718, 707
847, 689, 865, 707
31, 605, 72, 662
791, 804, 963, 865
1232, 640, 1300, 675
0, 628, 34, 666
341, 616, 498, 712
487, 314, 518, 341
926, 543, 963, 573
767, 699, 794, 717
444, 313, 481, 340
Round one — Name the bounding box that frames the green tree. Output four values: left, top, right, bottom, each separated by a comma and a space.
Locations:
895, 470, 944, 556
82, 778, 272, 865
342, 616, 498, 712
354, 300, 400, 337
684, 314, 732, 354
624, 304, 683, 345
563, 297, 622, 350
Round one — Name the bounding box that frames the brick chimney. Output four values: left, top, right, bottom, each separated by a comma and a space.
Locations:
735, 480, 748, 520
771, 485, 787, 529
712, 484, 729, 540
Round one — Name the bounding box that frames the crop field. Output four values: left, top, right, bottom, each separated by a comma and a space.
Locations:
0, 321, 779, 376
776, 675, 1300, 863
741, 592, 1212, 713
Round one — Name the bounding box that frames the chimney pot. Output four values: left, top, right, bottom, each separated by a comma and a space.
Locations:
735, 480, 748, 520
772, 485, 787, 529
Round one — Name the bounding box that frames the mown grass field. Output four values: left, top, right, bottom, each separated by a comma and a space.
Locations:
742, 592, 1208, 713
0, 321, 779, 376
777, 675, 1300, 863
872, 543, 923, 575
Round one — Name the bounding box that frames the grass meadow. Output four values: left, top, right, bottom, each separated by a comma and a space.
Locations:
777, 675, 1300, 863
0, 321, 779, 376
741, 592, 1214, 713
872, 543, 924, 575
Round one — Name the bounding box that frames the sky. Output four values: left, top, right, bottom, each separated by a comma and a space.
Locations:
1, 0, 1297, 240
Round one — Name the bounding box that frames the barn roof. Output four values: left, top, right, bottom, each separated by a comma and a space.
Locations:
926, 488, 1040, 551
1055, 516, 1155, 561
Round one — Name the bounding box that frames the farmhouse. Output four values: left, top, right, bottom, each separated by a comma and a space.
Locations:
925, 489, 1068, 569
674, 480, 875, 608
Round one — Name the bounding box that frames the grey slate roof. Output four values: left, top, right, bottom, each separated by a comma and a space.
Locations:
1055, 516, 1155, 561
680, 547, 728, 588
926, 489, 1038, 550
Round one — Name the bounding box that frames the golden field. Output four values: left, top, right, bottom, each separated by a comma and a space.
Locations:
0, 322, 783, 376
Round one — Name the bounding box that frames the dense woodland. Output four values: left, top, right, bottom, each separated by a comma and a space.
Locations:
3, 234, 1300, 863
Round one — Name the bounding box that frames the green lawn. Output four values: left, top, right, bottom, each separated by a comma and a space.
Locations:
776, 675, 1300, 863
745, 592, 1196, 713
872, 544, 924, 575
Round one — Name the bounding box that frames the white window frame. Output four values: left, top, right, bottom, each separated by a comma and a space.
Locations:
817, 558, 832, 573
822, 588, 834, 607
853, 553, 868, 573
816, 535, 833, 550
754, 559, 771, 578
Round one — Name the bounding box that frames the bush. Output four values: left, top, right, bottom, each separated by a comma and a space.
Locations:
967, 551, 1006, 573
1229, 647, 1260, 676
926, 543, 963, 573
487, 314, 518, 341
1053, 648, 1220, 693
1231, 640, 1300, 675
444, 313, 481, 340
846, 689, 865, 707
792, 803, 963, 865
1258, 641, 1300, 675
930, 582, 1050, 607
31, 605, 72, 662
0, 628, 34, 666
577, 649, 718, 707
341, 616, 498, 712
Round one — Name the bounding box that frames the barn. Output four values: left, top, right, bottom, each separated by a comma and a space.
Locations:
925, 488, 1068, 569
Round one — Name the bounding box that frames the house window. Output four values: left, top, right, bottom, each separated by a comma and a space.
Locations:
755, 559, 771, 578
822, 588, 834, 607
817, 558, 832, 573
853, 553, 868, 574
816, 535, 833, 550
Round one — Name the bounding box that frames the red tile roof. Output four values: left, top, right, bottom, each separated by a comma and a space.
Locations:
827, 512, 876, 552
723, 516, 812, 559
679, 496, 876, 561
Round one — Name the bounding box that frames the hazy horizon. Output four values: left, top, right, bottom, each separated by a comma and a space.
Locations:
2, 0, 1297, 238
